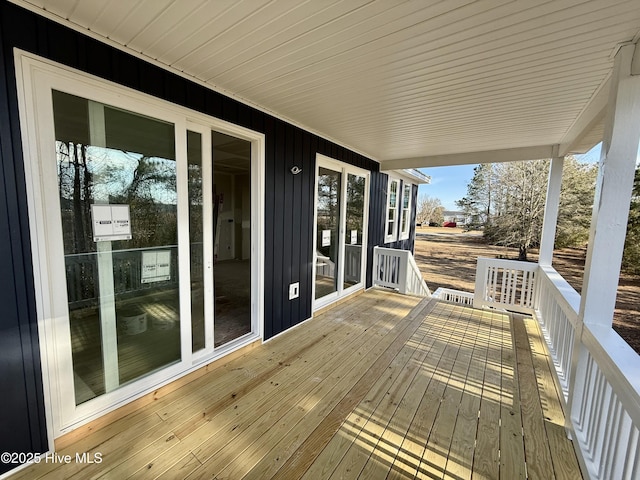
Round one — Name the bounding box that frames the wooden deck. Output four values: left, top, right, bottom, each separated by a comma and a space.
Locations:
10, 289, 582, 479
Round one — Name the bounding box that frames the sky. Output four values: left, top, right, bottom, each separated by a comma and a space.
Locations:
417, 143, 605, 212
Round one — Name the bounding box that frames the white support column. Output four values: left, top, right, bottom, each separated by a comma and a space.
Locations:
579, 43, 640, 328
564, 41, 640, 454
539, 156, 564, 266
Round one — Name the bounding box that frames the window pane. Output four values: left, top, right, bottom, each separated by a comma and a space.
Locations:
344, 174, 365, 288
389, 180, 398, 207
316, 167, 342, 299
403, 185, 411, 208
212, 131, 252, 347
53, 90, 180, 405
188, 131, 205, 352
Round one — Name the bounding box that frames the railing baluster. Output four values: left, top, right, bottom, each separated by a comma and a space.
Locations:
372, 247, 429, 297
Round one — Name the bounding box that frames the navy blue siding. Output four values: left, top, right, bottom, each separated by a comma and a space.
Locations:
0, 0, 419, 468
0, 4, 48, 471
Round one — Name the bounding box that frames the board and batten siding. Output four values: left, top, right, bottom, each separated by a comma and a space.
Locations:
0, 1, 418, 470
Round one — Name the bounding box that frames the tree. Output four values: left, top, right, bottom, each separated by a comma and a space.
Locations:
556, 156, 598, 248
623, 166, 640, 274
456, 164, 495, 228
484, 160, 549, 261
416, 195, 444, 225
457, 157, 597, 261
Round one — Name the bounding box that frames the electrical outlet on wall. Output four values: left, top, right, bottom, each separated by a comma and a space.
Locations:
289, 282, 299, 300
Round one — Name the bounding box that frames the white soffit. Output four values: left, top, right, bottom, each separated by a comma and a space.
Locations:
14, 0, 640, 167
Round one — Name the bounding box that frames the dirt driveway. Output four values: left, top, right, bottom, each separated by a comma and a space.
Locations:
414, 226, 640, 354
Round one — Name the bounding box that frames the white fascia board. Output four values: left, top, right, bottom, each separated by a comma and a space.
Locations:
387, 168, 430, 185
380, 145, 556, 170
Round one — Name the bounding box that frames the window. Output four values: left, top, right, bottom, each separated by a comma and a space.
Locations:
400, 183, 413, 240
385, 178, 400, 242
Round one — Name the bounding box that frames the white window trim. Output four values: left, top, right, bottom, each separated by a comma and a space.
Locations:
399, 182, 413, 241
384, 176, 400, 243
14, 49, 265, 442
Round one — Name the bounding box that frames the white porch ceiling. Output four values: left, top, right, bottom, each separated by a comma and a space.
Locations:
13, 0, 640, 168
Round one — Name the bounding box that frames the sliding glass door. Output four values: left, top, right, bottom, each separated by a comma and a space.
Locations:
19, 55, 263, 435
52, 93, 259, 406
314, 155, 368, 308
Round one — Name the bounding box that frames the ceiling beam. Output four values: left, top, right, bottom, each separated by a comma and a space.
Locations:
380, 145, 557, 170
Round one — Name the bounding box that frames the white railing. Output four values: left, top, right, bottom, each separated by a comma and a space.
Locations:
474, 258, 640, 480
473, 257, 537, 314
432, 287, 474, 305
570, 325, 640, 480
373, 246, 430, 297
536, 265, 581, 401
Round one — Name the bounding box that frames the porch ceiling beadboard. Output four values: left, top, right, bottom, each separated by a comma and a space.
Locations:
12, 0, 640, 167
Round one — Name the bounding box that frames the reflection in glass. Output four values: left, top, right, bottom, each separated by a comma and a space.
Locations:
212, 131, 252, 347
344, 174, 365, 289
315, 167, 342, 299
188, 131, 205, 352
53, 90, 181, 405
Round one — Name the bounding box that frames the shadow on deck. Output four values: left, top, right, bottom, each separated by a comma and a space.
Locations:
10, 289, 582, 479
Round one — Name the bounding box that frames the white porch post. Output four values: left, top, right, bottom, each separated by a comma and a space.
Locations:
578, 43, 640, 329
564, 43, 640, 470
538, 155, 564, 266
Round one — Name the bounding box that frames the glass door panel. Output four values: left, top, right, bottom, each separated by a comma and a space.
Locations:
188, 131, 205, 352
53, 90, 181, 405
315, 167, 342, 300
212, 131, 253, 347
343, 173, 366, 289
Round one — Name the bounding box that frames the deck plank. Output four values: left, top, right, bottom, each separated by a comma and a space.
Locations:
180, 295, 427, 480
125, 293, 422, 479
421, 305, 476, 479
512, 315, 556, 479
444, 308, 486, 480
16, 295, 380, 480
356, 319, 444, 479
6, 290, 583, 480
323, 321, 435, 479
385, 305, 458, 479
524, 317, 582, 480
267, 298, 437, 480
499, 314, 527, 479
471, 311, 502, 479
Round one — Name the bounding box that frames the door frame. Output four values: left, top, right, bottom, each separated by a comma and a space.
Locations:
312, 154, 369, 311
15, 50, 265, 442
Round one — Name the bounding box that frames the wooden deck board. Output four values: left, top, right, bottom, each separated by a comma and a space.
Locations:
472, 311, 502, 479
512, 315, 556, 479
124, 294, 422, 479
182, 297, 429, 480
523, 317, 582, 480
499, 315, 527, 479
7, 289, 583, 480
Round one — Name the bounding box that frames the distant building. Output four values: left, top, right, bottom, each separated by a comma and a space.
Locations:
442, 211, 471, 225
